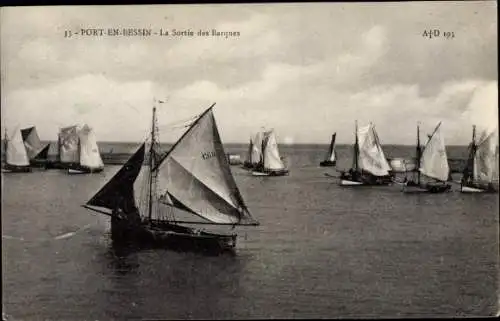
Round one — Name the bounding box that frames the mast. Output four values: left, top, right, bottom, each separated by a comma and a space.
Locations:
353, 120, 359, 171
416, 123, 421, 185
3, 128, 7, 161
148, 106, 157, 221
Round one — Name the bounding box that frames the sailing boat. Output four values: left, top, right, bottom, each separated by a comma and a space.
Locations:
2, 127, 31, 173
460, 125, 498, 193
339, 121, 393, 186
82, 103, 259, 254
242, 131, 264, 169
67, 124, 104, 174
251, 129, 289, 176
21, 126, 51, 169
402, 122, 451, 193
320, 133, 337, 167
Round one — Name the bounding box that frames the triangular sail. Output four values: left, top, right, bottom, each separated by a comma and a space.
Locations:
79, 124, 104, 169
325, 133, 337, 162
245, 138, 253, 163
21, 126, 47, 160
419, 122, 449, 182
6, 127, 30, 166
251, 132, 264, 165
473, 128, 498, 183
59, 125, 79, 163
357, 123, 391, 176
263, 130, 286, 170
86, 144, 145, 213
156, 106, 258, 225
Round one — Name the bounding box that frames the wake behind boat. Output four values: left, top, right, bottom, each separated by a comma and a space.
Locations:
460, 125, 498, 193
339, 121, 393, 186
402, 122, 451, 193
82, 103, 260, 254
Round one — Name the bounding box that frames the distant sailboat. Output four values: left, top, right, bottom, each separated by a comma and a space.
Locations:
320, 133, 337, 167
82, 103, 259, 254
243, 131, 264, 169
21, 126, 50, 169
2, 127, 31, 173
402, 122, 451, 193
68, 124, 104, 174
252, 129, 289, 176
460, 125, 498, 193
339, 121, 393, 186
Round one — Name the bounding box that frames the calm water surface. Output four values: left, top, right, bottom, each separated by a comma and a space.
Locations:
2, 145, 498, 319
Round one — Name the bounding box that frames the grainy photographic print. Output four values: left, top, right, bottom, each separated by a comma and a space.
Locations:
1, 1, 498, 320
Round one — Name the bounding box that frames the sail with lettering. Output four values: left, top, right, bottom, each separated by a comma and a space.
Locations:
461, 125, 498, 193
320, 133, 337, 167
2, 127, 31, 172
83, 103, 259, 253
252, 129, 289, 176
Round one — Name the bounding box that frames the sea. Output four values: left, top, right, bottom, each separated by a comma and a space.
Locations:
2, 143, 499, 320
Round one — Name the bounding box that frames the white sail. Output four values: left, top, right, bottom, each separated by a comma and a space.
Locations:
419, 122, 449, 182
357, 123, 391, 176
59, 126, 79, 163
6, 127, 30, 166
157, 107, 255, 225
251, 132, 264, 165
21, 126, 45, 160
263, 130, 286, 170
78, 124, 104, 169
473, 128, 498, 183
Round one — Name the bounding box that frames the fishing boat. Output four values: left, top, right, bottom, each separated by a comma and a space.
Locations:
67, 124, 104, 174
319, 133, 337, 167
251, 129, 289, 176
402, 122, 451, 193
339, 121, 393, 186
20, 126, 50, 169
82, 103, 259, 254
242, 131, 264, 169
460, 125, 498, 193
2, 127, 31, 173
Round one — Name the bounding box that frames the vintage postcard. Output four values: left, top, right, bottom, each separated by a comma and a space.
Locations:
1, 2, 498, 320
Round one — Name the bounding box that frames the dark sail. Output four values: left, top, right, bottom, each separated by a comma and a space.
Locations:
34, 144, 50, 160
20, 127, 34, 141
86, 143, 145, 213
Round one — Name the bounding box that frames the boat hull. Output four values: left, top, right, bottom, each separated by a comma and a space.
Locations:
1, 164, 31, 173
111, 217, 237, 254
403, 182, 452, 193
460, 183, 498, 193
68, 165, 104, 174
319, 160, 336, 167
340, 179, 364, 186
338, 171, 393, 186
251, 168, 289, 176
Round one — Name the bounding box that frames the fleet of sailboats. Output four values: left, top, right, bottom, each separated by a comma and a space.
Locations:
339, 121, 393, 186
460, 125, 498, 193
82, 103, 259, 253
320, 133, 337, 167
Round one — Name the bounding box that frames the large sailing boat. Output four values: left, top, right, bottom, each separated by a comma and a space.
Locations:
251, 129, 289, 176
67, 124, 104, 174
339, 121, 393, 186
21, 126, 50, 169
320, 133, 337, 167
2, 127, 31, 173
402, 122, 451, 193
242, 131, 264, 169
460, 125, 498, 193
82, 103, 259, 254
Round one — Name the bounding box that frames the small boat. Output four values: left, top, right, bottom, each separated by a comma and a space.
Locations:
226, 153, 242, 165
82, 103, 259, 254
319, 133, 337, 167
20, 126, 50, 169
242, 132, 264, 169
460, 125, 498, 193
402, 122, 451, 193
66, 124, 104, 174
251, 129, 289, 176
339, 121, 393, 186
2, 127, 31, 173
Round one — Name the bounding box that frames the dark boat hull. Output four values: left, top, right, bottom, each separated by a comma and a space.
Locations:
339, 171, 393, 186
242, 161, 255, 170
111, 217, 237, 254
67, 164, 104, 174
252, 168, 289, 176
2, 164, 32, 173
319, 160, 336, 167
403, 181, 452, 193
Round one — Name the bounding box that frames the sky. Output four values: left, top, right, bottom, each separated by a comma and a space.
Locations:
1, 2, 497, 145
